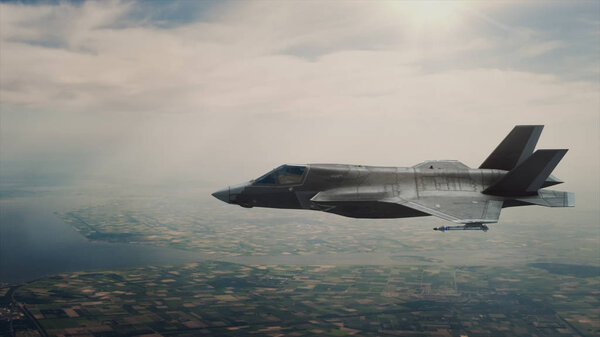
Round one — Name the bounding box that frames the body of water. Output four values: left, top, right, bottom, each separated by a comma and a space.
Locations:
0, 195, 201, 283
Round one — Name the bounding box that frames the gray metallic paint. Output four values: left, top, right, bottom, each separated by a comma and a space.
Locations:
212, 126, 574, 226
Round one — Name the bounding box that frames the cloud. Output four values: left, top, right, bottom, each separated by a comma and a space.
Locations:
517, 40, 566, 58
0, 1, 598, 208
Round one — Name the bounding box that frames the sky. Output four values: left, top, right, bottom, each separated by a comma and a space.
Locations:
0, 0, 599, 210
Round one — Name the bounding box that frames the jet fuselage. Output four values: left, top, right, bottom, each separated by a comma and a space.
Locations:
212, 125, 573, 228
214, 162, 510, 219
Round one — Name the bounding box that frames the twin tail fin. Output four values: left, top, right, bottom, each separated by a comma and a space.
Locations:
483, 149, 568, 196
479, 125, 544, 171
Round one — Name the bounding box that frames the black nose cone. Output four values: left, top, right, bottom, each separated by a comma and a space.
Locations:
211, 187, 229, 203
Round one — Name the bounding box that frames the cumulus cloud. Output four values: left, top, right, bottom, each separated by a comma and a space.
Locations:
0, 1, 598, 208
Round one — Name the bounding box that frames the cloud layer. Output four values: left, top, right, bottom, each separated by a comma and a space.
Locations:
1, 1, 598, 208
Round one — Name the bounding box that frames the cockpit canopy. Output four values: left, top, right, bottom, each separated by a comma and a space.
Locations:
254, 165, 307, 185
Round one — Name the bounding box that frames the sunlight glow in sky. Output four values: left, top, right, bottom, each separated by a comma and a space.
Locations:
393, 1, 468, 28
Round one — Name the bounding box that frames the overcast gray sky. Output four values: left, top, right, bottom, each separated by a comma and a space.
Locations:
1, 1, 598, 210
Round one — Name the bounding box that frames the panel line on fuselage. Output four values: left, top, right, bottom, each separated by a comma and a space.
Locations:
412, 168, 420, 199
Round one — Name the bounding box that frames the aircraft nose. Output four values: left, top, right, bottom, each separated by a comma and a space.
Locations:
211, 187, 229, 203
229, 182, 249, 198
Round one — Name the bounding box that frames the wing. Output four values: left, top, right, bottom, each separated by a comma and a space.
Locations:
384, 196, 503, 224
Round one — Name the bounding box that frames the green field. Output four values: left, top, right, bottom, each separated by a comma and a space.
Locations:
9, 261, 599, 336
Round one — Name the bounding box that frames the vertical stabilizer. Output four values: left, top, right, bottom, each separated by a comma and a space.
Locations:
480, 125, 544, 170
483, 149, 568, 196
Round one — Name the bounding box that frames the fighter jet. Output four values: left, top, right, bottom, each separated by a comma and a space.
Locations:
212, 125, 574, 231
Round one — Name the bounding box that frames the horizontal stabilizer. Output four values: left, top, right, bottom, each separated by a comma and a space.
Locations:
480, 125, 543, 171
515, 190, 575, 207
542, 174, 563, 188
484, 149, 568, 196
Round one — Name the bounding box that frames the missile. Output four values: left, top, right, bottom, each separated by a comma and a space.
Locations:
433, 224, 489, 232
